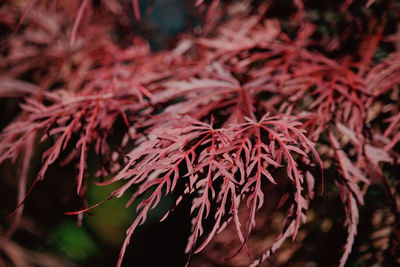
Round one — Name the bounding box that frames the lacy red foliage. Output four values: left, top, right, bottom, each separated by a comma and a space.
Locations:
0, 0, 399, 266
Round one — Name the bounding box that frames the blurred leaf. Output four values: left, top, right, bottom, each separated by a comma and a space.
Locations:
50, 220, 99, 261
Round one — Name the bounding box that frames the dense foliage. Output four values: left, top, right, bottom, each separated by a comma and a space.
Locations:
0, 0, 399, 266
